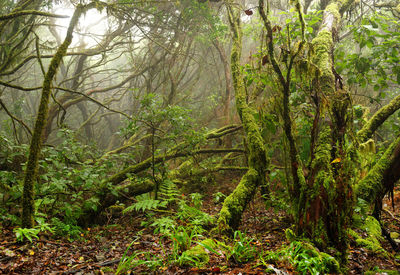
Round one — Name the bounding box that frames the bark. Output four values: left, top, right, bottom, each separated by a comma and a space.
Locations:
21, 3, 95, 228
0, 10, 68, 21
258, 0, 306, 207
213, 40, 233, 126
216, 5, 269, 233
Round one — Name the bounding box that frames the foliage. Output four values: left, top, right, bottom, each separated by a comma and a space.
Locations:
189, 192, 203, 209
176, 200, 214, 227
13, 216, 55, 242
261, 241, 340, 274
213, 192, 226, 204
150, 216, 176, 234
123, 194, 166, 214
169, 225, 202, 256
336, 13, 400, 92
227, 230, 257, 264
116, 239, 163, 274
123, 179, 179, 214
13, 227, 40, 243
50, 217, 82, 240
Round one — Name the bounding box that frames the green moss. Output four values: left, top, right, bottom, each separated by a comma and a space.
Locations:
356, 135, 400, 203
356, 238, 386, 255
180, 244, 209, 266
358, 94, 400, 142
390, 232, 400, 239
217, 7, 269, 234
312, 30, 334, 94
363, 216, 383, 241
217, 168, 259, 232
348, 228, 361, 239
320, 252, 341, 272
325, 3, 341, 22
352, 216, 388, 255
21, 4, 87, 228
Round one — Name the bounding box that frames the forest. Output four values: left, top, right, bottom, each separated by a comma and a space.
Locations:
1, 0, 400, 273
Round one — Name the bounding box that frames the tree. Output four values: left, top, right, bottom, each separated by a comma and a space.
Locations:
22, 2, 97, 228
216, 0, 400, 266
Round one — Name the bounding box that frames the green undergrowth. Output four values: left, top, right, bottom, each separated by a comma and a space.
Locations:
260, 238, 340, 274
114, 178, 259, 272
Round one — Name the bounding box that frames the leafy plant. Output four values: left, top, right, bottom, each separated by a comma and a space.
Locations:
189, 193, 203, 209
116, 238, 163, 274
13, 227, 40, 243
261, 241, 340, 274
228, 230, 257, 264
169, 225, 202, 256
151, 216, 176, 234
51, 217, 82, 240
176, 201, 214, 227
213, 192, 226, 204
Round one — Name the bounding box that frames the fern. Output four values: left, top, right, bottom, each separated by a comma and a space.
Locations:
151, 216, 176, 234
123, 179, 179, 214
177, 201, 214, 226
159, 179, 180, 203
123, 194, 167, 213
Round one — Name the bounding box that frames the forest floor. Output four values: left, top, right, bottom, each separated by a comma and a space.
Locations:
1, 175, 400, 274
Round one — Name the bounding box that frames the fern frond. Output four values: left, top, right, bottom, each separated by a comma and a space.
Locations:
123, 198, 162, 214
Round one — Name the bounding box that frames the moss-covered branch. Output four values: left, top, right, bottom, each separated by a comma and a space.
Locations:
107, 148, 244, 185
100, 124, 242, 161
358, 93, 400, 142
259, 0, 305, 202
0, 10, 69, 21
356, 134, 400, 204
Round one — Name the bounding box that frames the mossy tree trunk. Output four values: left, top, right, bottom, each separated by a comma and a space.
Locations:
258, 0, 356, 261
216, 4, 269, 233
297, 1, 356, 258
21, 3, 95, 228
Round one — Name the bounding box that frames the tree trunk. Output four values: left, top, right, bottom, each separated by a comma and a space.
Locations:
21, 3, 95, 228
216, 5, 269, 234
295, 0, 356, 261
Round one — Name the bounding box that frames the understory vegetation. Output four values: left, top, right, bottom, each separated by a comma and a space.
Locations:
1, 0, 400, 274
